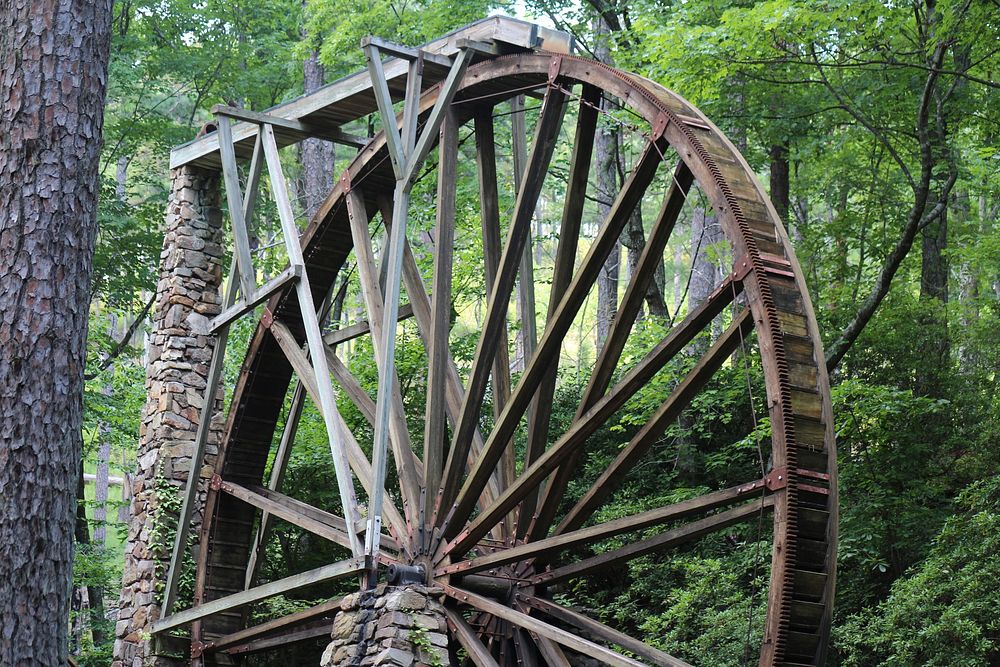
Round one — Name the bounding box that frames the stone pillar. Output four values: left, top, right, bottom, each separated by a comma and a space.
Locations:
321, 585, 450, 667
113, 165, 225, 667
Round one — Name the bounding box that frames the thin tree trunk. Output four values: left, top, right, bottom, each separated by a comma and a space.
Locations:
769, 143, 790, 224
593, 16, 619, 350
0, 1, 113, 664
299, 48, 335, 220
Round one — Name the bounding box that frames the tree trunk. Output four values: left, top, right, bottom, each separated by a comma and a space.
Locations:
0, 1, 113, 664
769, 143, 790, 224
593, 16, 619, 350
299, 48, 335, 220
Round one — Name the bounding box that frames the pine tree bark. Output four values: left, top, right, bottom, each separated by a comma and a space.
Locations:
0, 1, 113, 664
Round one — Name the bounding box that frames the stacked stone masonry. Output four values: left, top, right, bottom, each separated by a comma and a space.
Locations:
113, 165, 224, 667
322, 585, 450, 667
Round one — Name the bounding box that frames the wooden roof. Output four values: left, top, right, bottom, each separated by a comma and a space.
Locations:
169, 16, 573, 170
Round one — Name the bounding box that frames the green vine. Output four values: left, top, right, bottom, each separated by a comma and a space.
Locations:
409, 623, 443, 667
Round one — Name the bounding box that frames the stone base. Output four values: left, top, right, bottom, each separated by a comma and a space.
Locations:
321, 584, 449, 667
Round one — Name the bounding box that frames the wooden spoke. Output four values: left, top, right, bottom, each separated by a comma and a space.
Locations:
519, 595, 693, 667
444, 280, 744, 557
424, 110, 459, 521
530, 160, 694, 540
438, 479, 768, 576
223, 624, 335, 656
152, 557, 365, 634
473, 109, 515, 519
534, 498, 773, 587
532, 635, 573, 667
518, 84, 601, 538
557, 307, 754, 534
443, 585, 646, 667
438, 85, 568, 519
344, 188, 423, 522
446, 607, 501, 667
445, 136, 666, 539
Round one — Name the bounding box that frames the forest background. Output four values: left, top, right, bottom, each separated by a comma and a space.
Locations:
72, 0, 997, 665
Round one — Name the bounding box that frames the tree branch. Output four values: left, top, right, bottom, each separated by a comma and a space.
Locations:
85, 293, 155, 380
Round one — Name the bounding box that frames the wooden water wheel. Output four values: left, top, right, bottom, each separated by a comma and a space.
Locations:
156, 38, 836, 667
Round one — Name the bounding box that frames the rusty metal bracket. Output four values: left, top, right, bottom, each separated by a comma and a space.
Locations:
190, 640, 209, 659
209, 474, 223, 491
765, 467, 788, 491
547, 55, 563, 82
651, 113, 669, 140
340, 169, 352, 193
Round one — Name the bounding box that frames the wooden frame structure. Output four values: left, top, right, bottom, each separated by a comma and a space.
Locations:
150, 16, 836, 667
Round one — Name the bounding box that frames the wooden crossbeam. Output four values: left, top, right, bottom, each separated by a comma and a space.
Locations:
213, 104, 367, 147
152, 557, 364, 634
321, 303, 414, 346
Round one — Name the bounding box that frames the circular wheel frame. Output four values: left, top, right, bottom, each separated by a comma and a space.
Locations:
192, 52, 837, 667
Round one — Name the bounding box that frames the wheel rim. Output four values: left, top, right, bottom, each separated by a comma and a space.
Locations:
193, 52, 837, 667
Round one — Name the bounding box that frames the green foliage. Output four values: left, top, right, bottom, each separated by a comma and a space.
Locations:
835, 477, 1000, 666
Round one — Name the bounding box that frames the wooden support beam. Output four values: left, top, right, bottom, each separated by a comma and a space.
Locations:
361, 36, 454, 68
262, 123, 363, 556
519, 596, 693, 667
444, 136, 664, 540
218, 479, 356, 551
377, 198, 503, 527
345, 188, 423, 530
443, 283, 742, 556
443, 585, 646, 667
223, 623, 333, 656
216, 117, 260, 301
268, 318, 408, 546
424, 110, 458, 522
322, 303, 414, 347
534, 498, 773, 586
152, 557, 365, 634
558, 308, 754, 534
438, 84, 568, 522
204, 598, 341, 653
209, 264, 301, 334
212, 104, 367, 147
